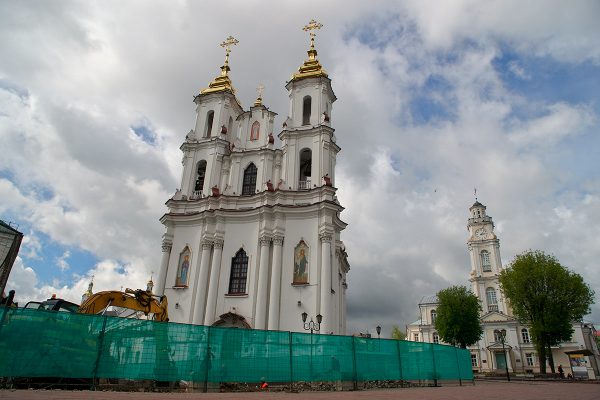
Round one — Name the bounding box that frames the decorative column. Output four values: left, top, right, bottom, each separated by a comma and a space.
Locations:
267, 236, 284, 330
155, 237, 172, 296
319, 232, 332, 334
192, 240, 213, 325
204, 239, 224, 326
254, 236, 271, 330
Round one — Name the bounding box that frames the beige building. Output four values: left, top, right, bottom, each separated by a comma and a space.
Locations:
407, 201, 600, 378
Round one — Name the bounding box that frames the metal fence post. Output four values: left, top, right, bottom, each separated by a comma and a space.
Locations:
396, 340, 404, 382
431, 344, 438, 387
351, 337, 358, 391
454, 346, 463, 386
92, 315, 108, 390
203, 325, 212, 393
289, 331, 294, 390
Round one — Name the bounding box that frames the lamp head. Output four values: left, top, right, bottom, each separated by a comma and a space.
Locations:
316, 314, 323, 324
301, 312, 308, 323
376, 325, 381, 335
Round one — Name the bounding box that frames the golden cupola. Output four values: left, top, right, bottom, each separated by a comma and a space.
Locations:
201, 36, 239, 95
291, 19, 328, 82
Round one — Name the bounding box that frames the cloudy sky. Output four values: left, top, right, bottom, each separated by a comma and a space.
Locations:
1, 0, 599, 337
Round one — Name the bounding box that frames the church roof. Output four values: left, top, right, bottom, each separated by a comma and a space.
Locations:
201, 36, 239, 97
419, 295, 438, 305
290, 20, 328, 83
470, 201, 485, 209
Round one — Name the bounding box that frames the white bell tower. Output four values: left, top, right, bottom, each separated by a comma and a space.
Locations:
467, 199, 508, 315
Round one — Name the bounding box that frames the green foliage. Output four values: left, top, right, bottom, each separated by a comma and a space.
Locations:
435, 285, 483, 348
499, 250, 595, 373
390, 325, 406, 340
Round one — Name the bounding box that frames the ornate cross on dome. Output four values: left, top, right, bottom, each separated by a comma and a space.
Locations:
256, 84, 264, 98
303, 19, 323, 49
220, 35, 239, 66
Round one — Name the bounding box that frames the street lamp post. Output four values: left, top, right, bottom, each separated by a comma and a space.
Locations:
301, 313, 322, 381
494, 329, 510, 381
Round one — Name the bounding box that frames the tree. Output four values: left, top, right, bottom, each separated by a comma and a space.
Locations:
435, 285, 483, 348
499, 250, 595, 374
390, 325, 406, 340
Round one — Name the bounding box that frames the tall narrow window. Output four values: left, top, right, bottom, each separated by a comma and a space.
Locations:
194, 160, 207, 194
228, 249, 248, 294
521, 328, 530, 343
228, 116, 233, 138
205, 111, 214, 137
526, 353, 535, 366
471, 353, 478, 367
432, 332, 439, 344
481, 250, 491, 271
302, 95, 311, 125
242, 163, 257, 195
299, 148, 312, 189
431, 309, 437, 324
250, 121, 260, 140
486, 287, 498, 312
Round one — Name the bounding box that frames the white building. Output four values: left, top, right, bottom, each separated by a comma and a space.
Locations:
154, 27, 350, 335
407, 200, 600, 378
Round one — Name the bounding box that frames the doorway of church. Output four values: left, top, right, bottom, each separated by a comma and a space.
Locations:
495, 352, 507, 370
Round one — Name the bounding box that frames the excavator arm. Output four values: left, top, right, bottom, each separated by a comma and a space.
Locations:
78, 289, 168, 321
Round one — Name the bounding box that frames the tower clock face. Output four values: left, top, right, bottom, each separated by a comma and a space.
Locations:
475, 228, 486, 239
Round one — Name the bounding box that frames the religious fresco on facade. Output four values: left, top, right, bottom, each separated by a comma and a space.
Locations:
293, 240, 309, 284
175, 246, 191, 287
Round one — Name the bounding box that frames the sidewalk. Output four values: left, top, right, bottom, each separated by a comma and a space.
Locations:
1, 381, 599, 400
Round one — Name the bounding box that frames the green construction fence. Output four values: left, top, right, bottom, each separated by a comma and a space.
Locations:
0, 307, 472, 386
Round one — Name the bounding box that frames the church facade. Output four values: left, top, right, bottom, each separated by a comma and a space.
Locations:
406, 201, 599, 378
154, 25, 350, 335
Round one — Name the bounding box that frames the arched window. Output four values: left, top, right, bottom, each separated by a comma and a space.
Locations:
521, 328, 530, 343
299, 148, 312, 189
432, 332, 439, 344
228, 116, 233, 139
486, 287, 498, 312
205, 110, 214, 137
431, 309, 437, 324
228, 249, 248, 294
175, 246, 191, 287
481, 250, 491, 271
242, 163, 257, 195
250, 121, 260, 140
302, 95, 311, 125
194, 160, 207, 194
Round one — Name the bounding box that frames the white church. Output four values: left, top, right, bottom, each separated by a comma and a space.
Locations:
406, 200, 599, 378
153, 22, 350, 335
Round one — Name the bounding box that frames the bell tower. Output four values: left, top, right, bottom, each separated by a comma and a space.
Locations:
467, 199, 508, 315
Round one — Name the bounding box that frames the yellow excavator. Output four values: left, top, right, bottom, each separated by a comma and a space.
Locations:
23, 288, 168, 322
79, 288, 169, 321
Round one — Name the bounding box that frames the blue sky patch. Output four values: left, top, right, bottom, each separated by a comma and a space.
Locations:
131, 123, 157, 145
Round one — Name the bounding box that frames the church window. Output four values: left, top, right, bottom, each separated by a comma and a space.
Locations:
299, 148, 312, 189
302, 95, 312, 125
413, 333, 419, 342
205, 111, 214, 137
432, 332, 439, 344
175, 246, 191, 287
242, 163, 257, 195
521, 328, 530, 343
481, 250, 491, 271
430, 309, 437, 324
194, 160, 207, 194
250, 121, 260, 140
471, 353, 478, 367
526, 353, 535, 366
227, 116, 233, 138
486, 287, 498, 312
293, 240, 309, 284
228, 249, 248, 294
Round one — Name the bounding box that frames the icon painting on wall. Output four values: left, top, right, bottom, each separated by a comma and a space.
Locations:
294, 240, 309, 284
176, 246, 191, 287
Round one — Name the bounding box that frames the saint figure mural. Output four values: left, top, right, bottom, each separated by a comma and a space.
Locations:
293, 241, 309, 284
176, 247, 191, 286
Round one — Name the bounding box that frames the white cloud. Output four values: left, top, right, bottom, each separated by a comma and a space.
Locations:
55, 250, 71, 272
